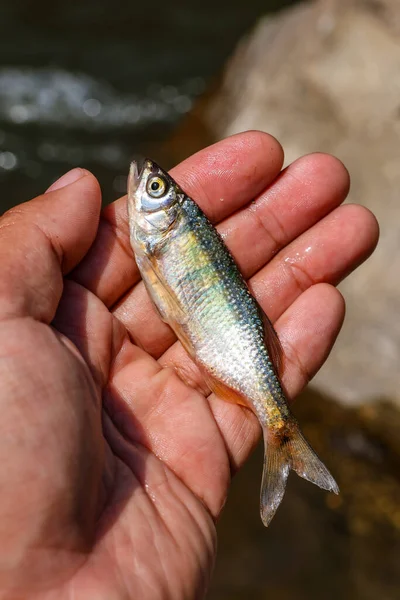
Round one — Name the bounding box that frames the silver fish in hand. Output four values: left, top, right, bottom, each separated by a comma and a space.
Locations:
127, 159, 339, 526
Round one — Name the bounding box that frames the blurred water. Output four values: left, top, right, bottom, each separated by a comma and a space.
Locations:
0, 0, 296, 207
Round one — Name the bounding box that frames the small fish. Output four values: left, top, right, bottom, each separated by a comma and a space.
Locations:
127, 159, 339, 526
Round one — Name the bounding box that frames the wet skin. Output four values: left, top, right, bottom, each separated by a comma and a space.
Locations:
0, 132, 378, 598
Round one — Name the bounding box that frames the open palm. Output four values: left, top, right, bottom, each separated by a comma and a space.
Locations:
0, 132, 378, 599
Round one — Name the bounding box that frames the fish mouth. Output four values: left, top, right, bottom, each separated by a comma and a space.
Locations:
128, 159, 142, 195
128, 158, 154, 195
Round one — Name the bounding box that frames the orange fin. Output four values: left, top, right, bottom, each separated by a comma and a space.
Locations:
260, 308, 284, 378
202, 370, 249, 408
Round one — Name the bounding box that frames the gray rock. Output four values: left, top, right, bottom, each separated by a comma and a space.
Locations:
200, 0, 400, 406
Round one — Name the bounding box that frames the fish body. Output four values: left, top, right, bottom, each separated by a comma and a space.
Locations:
128, 159, 338, 526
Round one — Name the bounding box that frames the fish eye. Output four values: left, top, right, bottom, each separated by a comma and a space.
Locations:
147, 176, 167, 198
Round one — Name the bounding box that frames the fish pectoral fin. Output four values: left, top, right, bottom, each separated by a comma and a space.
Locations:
175, 328, 195, 358
141, 257, 197, 357
141, 256, 188, 326
202, 371, 249, 408
260, 423, 339, 527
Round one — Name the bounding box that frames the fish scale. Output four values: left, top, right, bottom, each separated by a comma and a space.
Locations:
128, 158, 339, 526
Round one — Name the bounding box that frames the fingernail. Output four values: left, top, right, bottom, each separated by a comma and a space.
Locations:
45, 168, 87, 193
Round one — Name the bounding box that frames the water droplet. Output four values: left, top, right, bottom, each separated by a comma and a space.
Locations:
284, 252, 302, 265
0, 151, 17, 170
83, 98, 101, 117
9, 105, 30, 123
124, 105, 141, 124
173, 95, 192, 113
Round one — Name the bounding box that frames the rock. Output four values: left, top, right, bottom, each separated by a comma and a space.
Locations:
174, 0, 400, 406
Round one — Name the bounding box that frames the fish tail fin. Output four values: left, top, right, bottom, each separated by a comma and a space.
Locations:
260, 423, 339, 527
260, 432, 291, 527
288, 426, 339, 494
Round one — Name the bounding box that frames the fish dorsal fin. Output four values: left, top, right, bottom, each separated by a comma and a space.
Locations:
260, 307, 284, 378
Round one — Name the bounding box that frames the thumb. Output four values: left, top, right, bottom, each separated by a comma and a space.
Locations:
0, 168, 101, 323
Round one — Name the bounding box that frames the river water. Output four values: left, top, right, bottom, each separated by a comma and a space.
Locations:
0, 0, 296, 207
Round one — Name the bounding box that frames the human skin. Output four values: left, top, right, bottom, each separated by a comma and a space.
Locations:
0, 132, 378, 599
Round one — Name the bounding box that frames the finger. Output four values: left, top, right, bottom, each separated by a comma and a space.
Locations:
219, 152, 350, 277
169, 130, 284, 222
115, 201, 376, 359
52, 280, 117, 390
71, 131, 284, 307
0, 170, 101, 322
276, 283, 345, 396
249, 203, 379, 321
208, 283, 345, 471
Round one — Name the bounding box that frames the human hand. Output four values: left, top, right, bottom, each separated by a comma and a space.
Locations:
0, 132, 378, 598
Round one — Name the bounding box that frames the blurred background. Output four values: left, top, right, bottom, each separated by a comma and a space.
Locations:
0, 0, 294, 206
1, 0, 400, 598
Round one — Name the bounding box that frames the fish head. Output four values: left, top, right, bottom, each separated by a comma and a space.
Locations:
128, 159, 182, 244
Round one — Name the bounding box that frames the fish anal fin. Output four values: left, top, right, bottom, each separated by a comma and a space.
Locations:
202, 371, 249, 408
260, 309, 284, 378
